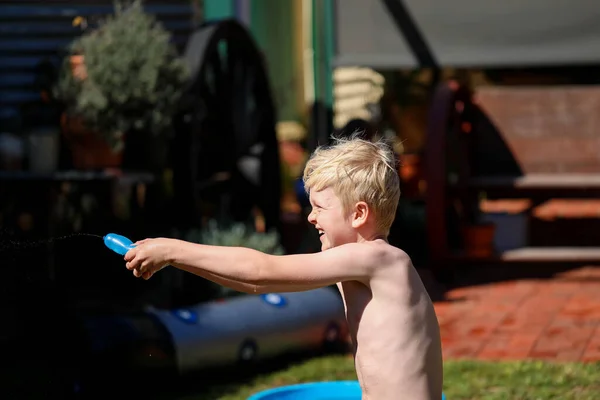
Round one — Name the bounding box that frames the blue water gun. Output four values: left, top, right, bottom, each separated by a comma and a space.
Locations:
103, 233, 136, 255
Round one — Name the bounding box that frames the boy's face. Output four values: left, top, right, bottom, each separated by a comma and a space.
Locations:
307, 187, 355, 251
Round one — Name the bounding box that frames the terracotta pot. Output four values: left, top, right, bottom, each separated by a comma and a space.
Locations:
399, 153, 423, 197
60, 113, 123, 170
69, 55, 87, 81
461, 222, 496, 258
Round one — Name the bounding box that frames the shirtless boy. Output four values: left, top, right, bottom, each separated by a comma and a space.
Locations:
124, 136, 443, 400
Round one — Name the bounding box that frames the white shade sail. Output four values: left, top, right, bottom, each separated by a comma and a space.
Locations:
334, 0, 600, 68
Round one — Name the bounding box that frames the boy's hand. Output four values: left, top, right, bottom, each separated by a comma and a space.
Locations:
124, 238, 173, 280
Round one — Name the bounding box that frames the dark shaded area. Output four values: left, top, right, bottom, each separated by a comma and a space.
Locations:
388, 199, 428, 267
308, 101, 334, 151
0, 229, 84, 399
0, 229, 177, 399
171, 19, 281, 234
531, 218, 600, 247
0, 16, 285, 399
484, 65, 600, 86
335, 118, 377, 141
469, 104, 523, 178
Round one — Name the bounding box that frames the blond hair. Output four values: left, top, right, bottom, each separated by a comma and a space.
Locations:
303, 134, 400, 235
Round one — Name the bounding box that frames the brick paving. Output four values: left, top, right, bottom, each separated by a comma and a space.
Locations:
433, 266, 600, 362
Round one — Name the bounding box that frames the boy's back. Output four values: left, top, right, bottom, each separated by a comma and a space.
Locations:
339, 240, 442, 400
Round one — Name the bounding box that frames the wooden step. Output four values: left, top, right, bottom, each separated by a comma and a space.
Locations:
502, 247, 600, 262
469, 174, 600, 189
449, 174, 600, 198
449, 247, 600, 263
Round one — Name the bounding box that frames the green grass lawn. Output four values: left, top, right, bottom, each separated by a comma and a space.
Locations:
177, 354, 600, 400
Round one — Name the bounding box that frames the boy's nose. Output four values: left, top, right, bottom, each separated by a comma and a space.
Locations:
307, 211, 316, 224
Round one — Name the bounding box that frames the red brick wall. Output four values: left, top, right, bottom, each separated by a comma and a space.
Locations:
474, 86, 600, 174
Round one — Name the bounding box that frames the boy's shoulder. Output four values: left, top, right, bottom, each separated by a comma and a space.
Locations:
363, 239, 409, 257
345, 240, 411, 271
361, 242, 416, 285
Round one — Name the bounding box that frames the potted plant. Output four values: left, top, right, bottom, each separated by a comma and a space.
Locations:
54, 0, 190, 170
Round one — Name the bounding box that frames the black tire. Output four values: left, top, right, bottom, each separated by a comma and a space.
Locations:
173, 19, 281, 232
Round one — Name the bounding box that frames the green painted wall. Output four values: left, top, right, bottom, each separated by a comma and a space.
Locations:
312, 0, 333, 109
250, 0, 299, 123
203, 0, 234, 20
202, 0, 309, 125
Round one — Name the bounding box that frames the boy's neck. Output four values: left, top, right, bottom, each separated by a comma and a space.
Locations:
356, 231, 388, 243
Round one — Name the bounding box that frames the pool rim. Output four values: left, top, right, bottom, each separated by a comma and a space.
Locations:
247, 381, 446, 400
247, 380, 361, 399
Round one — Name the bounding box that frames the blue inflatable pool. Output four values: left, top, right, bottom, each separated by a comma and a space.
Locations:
247, 381, 446, 399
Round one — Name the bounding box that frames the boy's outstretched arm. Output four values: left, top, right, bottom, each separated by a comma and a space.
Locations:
124, 238, 386, 292
180, 269, 324, 294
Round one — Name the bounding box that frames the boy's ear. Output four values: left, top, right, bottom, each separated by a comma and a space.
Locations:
351, 201, 369, 228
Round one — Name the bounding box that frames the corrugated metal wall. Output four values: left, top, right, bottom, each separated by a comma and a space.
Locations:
333, 67, 384, 129
0, 0, 195, 123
